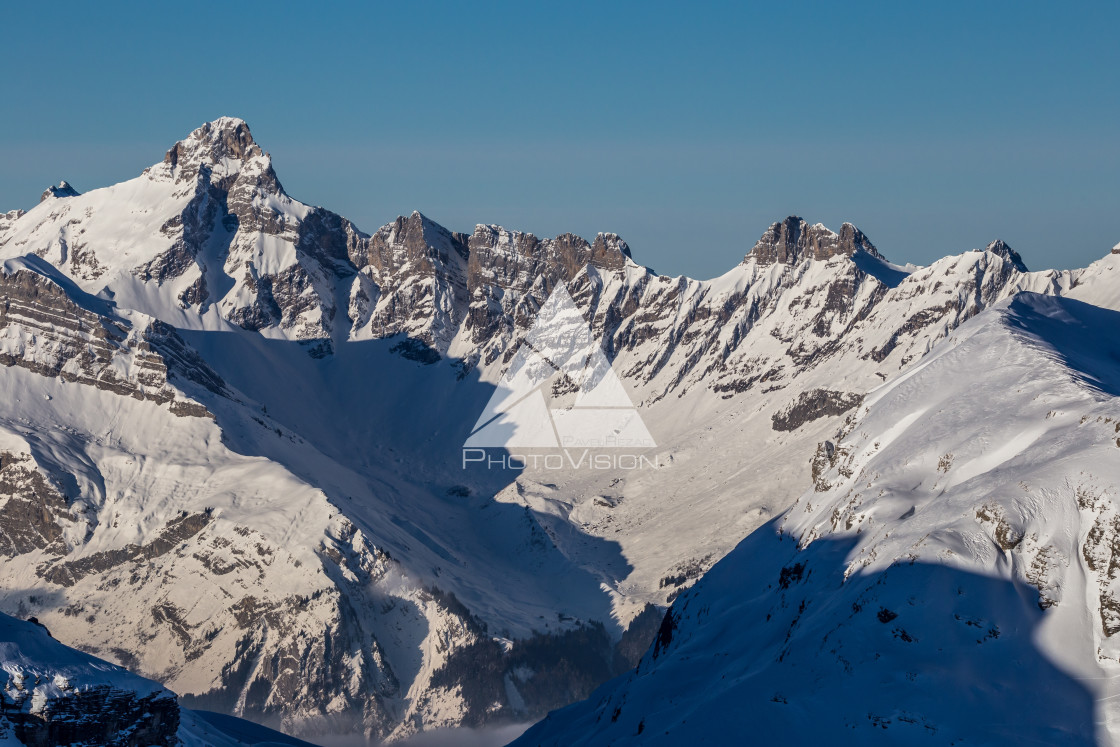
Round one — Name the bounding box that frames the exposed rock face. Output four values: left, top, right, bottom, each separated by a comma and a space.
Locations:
151, 118, 365, 343
161, 118, 263, 182
2, 684, 179, 747
0, 614, 180, 747
0, 210, 24, 236
771, 389, 863, 432
0, 266, 221, 416
985, 239, 1028, 272
0, 452, 79, 558
746, 216, 880, 265
38, 181, 80, 203
346, 214, 635, 361
462, 226, 633, 355
37, 511, 212, 587
809, 440, 839, 490
348, 211, 470, 351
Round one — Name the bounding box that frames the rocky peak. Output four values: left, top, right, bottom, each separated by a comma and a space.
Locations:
164, 117, 260, 167
1112, 241, 1120, 256
747, 216, 881, 265
157, 117, 281, 193
985, 239, 1029, 272
468, 224, 632, 275
0, 208, 25, 237
39, 181, 80, 203
593, 232, 633, 264
360, 211, 469, 274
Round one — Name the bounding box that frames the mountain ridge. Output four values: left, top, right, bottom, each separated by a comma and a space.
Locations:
1, 117, 1119, 742
514, 292, 1120, 745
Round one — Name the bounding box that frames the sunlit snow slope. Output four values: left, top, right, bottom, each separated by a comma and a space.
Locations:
516, 293, 1120, 745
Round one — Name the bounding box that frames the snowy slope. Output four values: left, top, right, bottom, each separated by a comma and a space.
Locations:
1068, 251, 1120, 313
0, 227, 656, 741
515, 292, 1120, 745
0, 118, 361, 345
1, 117, 1118, 742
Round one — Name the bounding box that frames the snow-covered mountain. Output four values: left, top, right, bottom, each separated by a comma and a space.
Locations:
0, 611, 314, 746
0, 116, 1117, 742
514, 291, 1120, 745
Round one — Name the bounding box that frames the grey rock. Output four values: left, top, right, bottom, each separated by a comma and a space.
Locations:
0, 269, 222, 416
38, 181, 80, 203
772, 389, 863, 432
0, 453, 73, 558
985, 239, 1029, 272
746, 216, 880, 265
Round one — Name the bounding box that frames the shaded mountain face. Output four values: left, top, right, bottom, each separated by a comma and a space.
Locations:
515, 293, 1120, 746
1, 117, 1119, 742
0, 613, 180, 747
985, 238, 1029, 272
0, 611, 316, 747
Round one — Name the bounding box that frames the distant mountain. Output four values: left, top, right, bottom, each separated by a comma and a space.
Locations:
1, 117, 1118, 742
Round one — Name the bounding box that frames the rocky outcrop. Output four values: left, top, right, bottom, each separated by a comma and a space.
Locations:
985, 239, 1028, 272
0, 452, 80, 559
0, 210, 24, 236
0, 614, 180, 747
746, 216, 880, 265
461, 226, 633, 354
0, 267, 221, 416
38, 181, 80, 203
0, 269, 166, 399
348, 211, 470, 351
2, 683, 179, 747
160, 117, 267, 187
37, 511, 212, 587
147, 118, 367, 342
772, 389, 863, 432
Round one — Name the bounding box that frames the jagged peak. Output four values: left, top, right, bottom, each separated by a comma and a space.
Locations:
165, 117, 258, 165
154, 117, 281, 193
1112, 241, 1120, 256
594, 232, 632, 260
471, 224, 631, 256
39, 180, 80, 203
983, 239, 1029, 272
170, 117, 258, 161
746, 216, 881, 266
471, 223, 529, 244
466, 224, 632, 272
379, 210, 456, 242
406, 210, 451, 234
368, 211, 469, 265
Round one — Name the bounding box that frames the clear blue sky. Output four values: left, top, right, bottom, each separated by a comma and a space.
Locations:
2, 1, 1117, 278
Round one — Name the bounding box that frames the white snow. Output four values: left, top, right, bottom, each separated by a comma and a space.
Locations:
514, 292, 1120, 745
2, 117, 1120, 742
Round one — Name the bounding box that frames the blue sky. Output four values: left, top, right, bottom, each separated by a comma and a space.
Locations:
2, 1, 1117, 278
